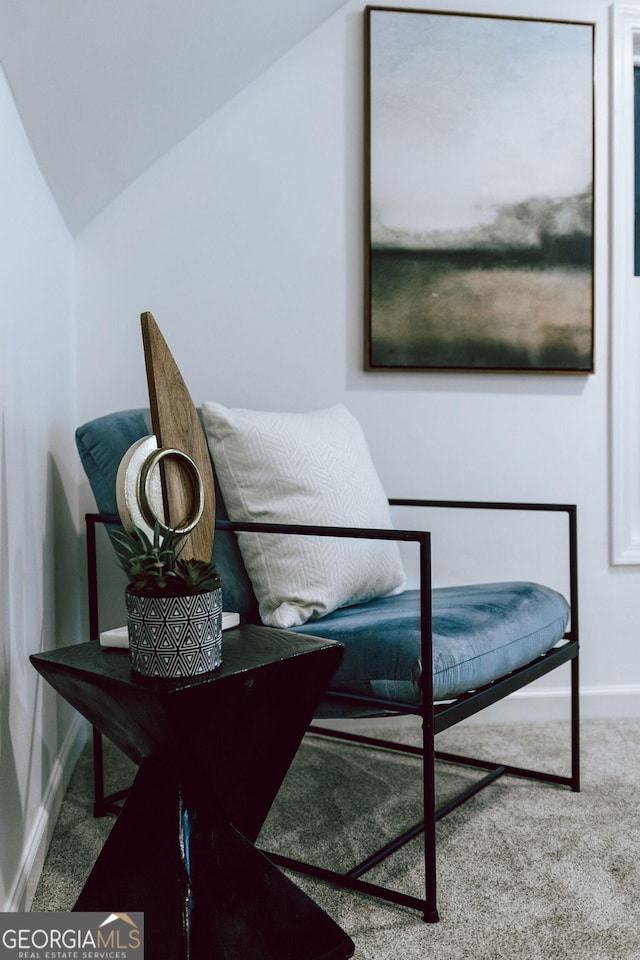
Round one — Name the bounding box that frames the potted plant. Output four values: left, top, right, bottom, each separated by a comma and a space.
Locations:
113, 522, 223, 679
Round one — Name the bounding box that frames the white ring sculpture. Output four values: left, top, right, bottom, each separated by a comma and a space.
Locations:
116, 435, 204, 540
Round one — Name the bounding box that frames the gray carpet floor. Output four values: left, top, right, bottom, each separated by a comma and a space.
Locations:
32, 718, 640, 959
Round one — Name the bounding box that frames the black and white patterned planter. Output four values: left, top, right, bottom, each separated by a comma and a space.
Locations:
126, 587, 223, 679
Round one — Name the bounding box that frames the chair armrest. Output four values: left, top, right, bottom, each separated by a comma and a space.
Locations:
389, 497, 575, 514
388, 499, 578, 644
215, 516, 432, 625
215, 516, 427, 544
84, 512, 433, 649
215, 517, 435, 711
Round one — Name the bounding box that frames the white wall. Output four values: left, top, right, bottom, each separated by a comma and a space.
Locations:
75, 0, 639, 718
0, 66, 82, 910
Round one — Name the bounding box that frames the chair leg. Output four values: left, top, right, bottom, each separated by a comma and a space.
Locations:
422, 712, 439, 923
92, 726, 131, 817
571, 653, 580, 792
92, 727, 106, 817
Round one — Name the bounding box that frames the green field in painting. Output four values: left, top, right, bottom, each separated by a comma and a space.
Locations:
369, 250, 593, 371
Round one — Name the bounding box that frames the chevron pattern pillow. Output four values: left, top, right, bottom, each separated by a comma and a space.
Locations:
201, 402, 406, 628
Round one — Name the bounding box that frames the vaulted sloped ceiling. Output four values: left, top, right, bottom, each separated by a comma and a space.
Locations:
0, 0, 349, 234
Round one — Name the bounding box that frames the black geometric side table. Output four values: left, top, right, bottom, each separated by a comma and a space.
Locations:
31, 626, 355, 960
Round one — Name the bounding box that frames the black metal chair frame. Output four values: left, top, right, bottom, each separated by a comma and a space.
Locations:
85, 498, 579, 924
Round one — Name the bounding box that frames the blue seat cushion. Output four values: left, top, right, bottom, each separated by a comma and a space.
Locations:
291, 582, 569, 705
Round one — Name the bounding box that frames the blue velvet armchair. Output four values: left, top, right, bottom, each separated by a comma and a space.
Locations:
76, 407, 579, 923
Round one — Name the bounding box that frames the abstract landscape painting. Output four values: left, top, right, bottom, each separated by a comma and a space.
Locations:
365, 8, 594, 372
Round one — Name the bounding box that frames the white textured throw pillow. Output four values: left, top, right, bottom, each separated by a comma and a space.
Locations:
201, 402, 406, 628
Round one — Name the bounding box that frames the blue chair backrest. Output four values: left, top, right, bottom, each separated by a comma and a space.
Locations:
75, 409, 260, 622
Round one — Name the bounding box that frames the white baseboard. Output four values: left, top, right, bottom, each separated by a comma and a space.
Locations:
318, 685, 640, 733
3, 713, 88, 913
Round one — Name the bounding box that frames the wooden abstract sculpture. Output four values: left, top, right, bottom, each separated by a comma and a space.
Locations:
140, 311, 216, 562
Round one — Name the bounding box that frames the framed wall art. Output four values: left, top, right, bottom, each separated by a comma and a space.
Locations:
365, 6, 595, 373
